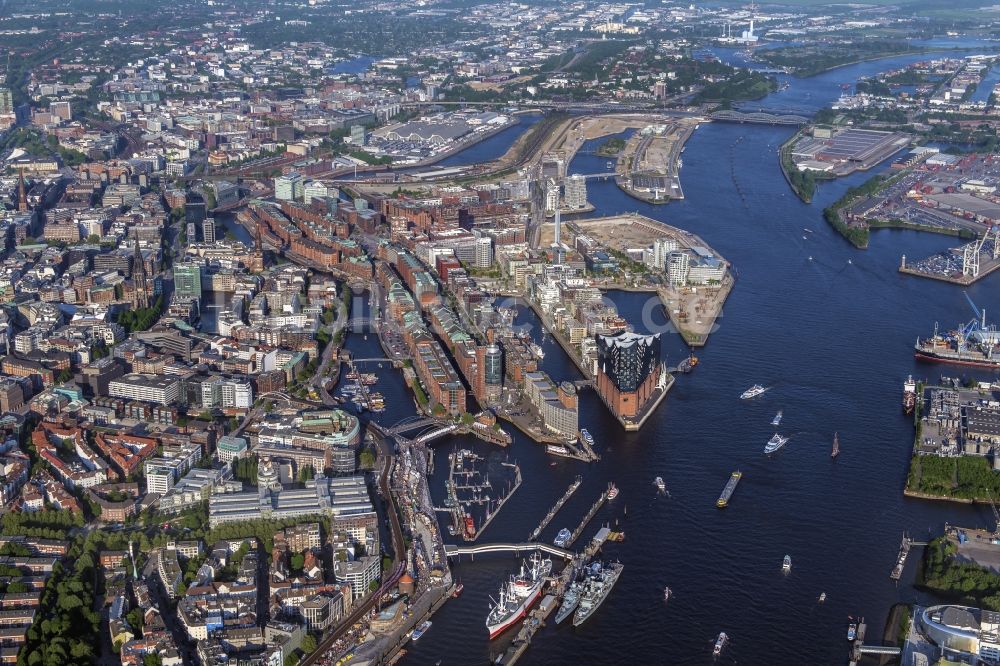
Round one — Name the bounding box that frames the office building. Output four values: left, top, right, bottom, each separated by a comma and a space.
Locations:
201, 218, 216, 243
50, 101, 71, 122
109, 374, 181, 405
275, 172, 304, 202
174, 262, 202, 301
334, 556, 380, 599
350, 124, 366, 146
524, 372, 578, 439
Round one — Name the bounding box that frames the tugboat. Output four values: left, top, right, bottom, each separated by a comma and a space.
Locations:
654, 476, 666, 493
903, 375, 916, 414
677, 354, 699, 373
714, 632, 728, 657
782, 555, 792, 573
740, 384, 769, 399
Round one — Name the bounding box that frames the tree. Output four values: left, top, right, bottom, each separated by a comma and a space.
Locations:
290, 553, 305, 571
301, 634, 317, 654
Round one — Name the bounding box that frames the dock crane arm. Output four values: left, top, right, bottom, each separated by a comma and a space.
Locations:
965, 291, 983, 321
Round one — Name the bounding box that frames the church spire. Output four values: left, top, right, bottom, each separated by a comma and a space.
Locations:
131, 239, 150, 309
16, 169, 27, 213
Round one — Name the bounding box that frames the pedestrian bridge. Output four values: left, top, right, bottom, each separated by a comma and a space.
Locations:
445, 542, 574, 560
858, 645, 901, 655
415, 424, 457, 444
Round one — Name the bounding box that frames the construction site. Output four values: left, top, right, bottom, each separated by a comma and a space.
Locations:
544, 213, 733, 347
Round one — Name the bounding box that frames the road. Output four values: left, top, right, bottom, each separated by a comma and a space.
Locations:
300, 429, 406, 666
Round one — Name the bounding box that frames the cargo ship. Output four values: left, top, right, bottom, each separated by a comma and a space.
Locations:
915, 317, 1000, 368
486, 553, 551, 639
572, 561, 624, 627
716, 471, 742, 508
903, 375, 916, 414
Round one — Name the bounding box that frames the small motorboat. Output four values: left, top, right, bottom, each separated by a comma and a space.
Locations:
664, 586, 672, 602
818, 592, 826, 603
654, 476, 666, 493
782, 555, 792, 573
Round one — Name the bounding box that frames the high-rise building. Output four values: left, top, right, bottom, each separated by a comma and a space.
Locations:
475, 237, 493, 268
275, 172, 304, 202
0, 88, 12, 115
350, 124, 366, 146
595, 331, 664, 422
652, 237, 678, 270
545, 181, 559, 213
667, 251, 690, 286
303, 180, 329, 205
564, 174, 587, 210
484, 345, 503, 387
174, 262, 202, 301
201, 218, 216, 243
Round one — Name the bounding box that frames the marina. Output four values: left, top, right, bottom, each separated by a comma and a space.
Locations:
444, 450, 523, 542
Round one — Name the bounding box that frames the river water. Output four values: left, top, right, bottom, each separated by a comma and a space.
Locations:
330, 49, 1000, 664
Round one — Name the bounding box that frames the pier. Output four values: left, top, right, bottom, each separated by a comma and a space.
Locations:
847, 617, 901, 664
469, 463, 522, 542
566, 487, 610, 547
890, 533, 912, 581
528, 476, 583, 542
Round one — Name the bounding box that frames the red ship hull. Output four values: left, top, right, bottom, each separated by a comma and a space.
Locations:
914, 350, 1000, 369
